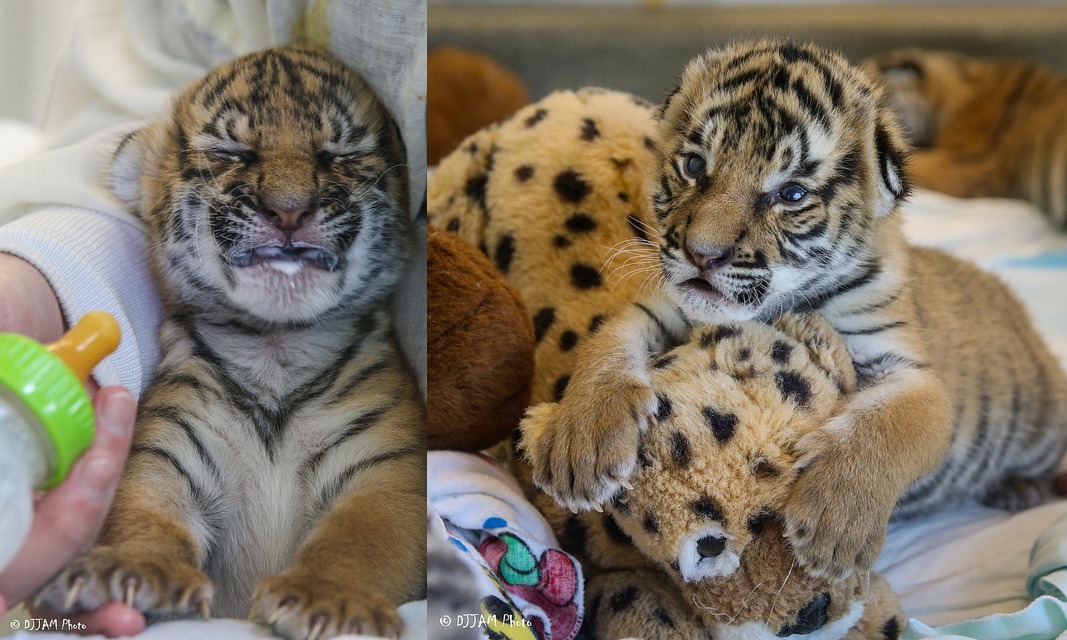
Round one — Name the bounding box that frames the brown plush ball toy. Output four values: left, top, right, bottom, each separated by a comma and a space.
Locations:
427, 46, 530, 165
427, 225, 536, 451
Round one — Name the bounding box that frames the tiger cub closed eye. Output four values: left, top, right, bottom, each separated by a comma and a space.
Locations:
521, 39, 1067, 582
37, 45, 425, 640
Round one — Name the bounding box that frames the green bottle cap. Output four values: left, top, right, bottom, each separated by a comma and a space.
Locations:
0, 312, 120, 489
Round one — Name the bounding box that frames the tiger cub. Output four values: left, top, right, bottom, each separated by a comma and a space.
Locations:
37, 46, 425, 639
520, 39, 1067, 581
866, 48, 1067, 229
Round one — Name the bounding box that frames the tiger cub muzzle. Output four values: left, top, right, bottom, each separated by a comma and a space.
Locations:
225, 192, 342, 274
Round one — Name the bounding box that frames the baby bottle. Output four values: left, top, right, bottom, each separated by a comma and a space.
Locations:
0, 311, 120, 571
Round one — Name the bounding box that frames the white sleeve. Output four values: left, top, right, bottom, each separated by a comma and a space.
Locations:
0, 207, 161, 397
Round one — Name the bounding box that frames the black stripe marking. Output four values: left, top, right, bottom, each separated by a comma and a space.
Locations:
314, 447, 422, 514
841, 291, 900, 316
799, 260, 883, 311
302, 404, 395, 478
635, 302, 670, 342
142, 406, 221, 481
838, 320, 907, 336
129, 445, 216, 525
331, 359, 392, 404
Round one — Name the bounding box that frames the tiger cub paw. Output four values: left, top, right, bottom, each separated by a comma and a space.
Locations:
36, 546, 213, 619
250, 572, 403, 640
784, 427, 890, 581
981, 476, 1053, 512
519, 382, 658, 512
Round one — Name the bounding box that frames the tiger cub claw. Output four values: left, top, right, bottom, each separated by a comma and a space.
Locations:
520, 382, 656, 511
250, 572, 403, 640
36, 546, 213, 620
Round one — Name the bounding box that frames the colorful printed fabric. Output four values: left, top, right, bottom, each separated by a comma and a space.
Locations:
429, 451, 584, 640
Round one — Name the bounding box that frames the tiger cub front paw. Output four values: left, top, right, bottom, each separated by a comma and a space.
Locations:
36, 546, 213, 620
251, 572, 402, 640
520, 381, 658, 511
783, 426, 891, 581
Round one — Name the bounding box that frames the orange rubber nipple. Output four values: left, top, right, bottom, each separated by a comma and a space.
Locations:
45, 311, 121, 383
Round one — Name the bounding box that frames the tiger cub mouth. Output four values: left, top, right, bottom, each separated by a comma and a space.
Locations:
229, 241, 340, 272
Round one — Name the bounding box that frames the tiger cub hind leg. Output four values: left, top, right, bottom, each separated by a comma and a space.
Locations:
980, 476, 1055, 512
250, 456, 425, 639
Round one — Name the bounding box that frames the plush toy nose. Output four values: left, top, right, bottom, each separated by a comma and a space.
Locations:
678, 525, 740, 582
697, 535, 727, 558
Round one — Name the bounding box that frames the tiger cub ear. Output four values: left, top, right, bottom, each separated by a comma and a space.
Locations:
872, 109, 911, 217
109, 122, 168, 213
656, 83, 682, 120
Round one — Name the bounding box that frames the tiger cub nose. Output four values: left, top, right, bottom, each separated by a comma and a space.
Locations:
264, 205, 312, 232
685, 243, 735, 272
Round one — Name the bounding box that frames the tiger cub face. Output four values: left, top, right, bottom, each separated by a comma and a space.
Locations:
652, 40, 910, 324
113, 45, 410, 324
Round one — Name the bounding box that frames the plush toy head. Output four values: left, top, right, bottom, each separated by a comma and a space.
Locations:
615, 313, 854, 583
583, 313, 904, 639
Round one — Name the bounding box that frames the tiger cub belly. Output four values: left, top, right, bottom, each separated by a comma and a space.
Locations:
201, 405, 345, 618
209, 467, 305, 616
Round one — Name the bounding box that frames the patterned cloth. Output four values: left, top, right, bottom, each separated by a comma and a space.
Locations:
429, 451, 584, 640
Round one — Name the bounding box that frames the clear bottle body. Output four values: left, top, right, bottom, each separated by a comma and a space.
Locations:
0, 389, 53, 572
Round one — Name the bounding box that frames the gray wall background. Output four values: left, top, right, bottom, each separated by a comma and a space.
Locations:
428, 4, 1067, 103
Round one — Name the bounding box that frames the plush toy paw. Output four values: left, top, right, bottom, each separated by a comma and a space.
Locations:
520, 381, 658, 512
36, 545, 213, 620
250, 572, 402, 640
785, 423, 890, 581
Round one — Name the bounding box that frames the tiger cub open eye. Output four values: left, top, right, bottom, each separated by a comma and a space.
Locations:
776, 183, 808, 204
683, 153, 706, 177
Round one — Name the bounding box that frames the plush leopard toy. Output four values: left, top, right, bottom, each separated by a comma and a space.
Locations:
428, 88, 903, 639
524, 312, 904, 639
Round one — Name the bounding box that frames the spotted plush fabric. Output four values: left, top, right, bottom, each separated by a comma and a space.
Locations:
428, 89, 904, 640
429, 88, 660, 416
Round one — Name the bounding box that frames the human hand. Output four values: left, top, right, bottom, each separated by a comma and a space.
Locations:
0, 384, 144, 636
